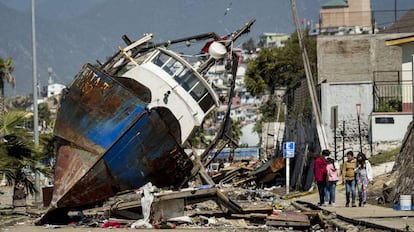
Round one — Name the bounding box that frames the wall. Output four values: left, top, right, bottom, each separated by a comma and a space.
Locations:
317, 34, 405, 84
317, 33, 414, 157
347, 0, 371, 28
320, 82, 373, 156
321, 82, 411, 156
371, 113, 412, 142
400, 42, 414, 112
320, 7, 348, 28
240, 123, 260, 147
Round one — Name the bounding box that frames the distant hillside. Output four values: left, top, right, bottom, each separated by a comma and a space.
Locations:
0, 0, 413, 96
0, 1, 109, 96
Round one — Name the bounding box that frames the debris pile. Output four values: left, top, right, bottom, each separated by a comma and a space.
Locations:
38, 159, 327, 231
97, 183, 315, 230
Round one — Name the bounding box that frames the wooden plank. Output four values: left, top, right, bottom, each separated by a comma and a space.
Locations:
122, 33, 153, 52
231, 214, 251, 219
232, 176, 256, 186
249, 213, 268, 219
301, 210, 323, 216
242, 206, 273, 214
265, 220, 310, 227
266, 211, 310, 223
216, 190, 243, 213
155, 188, 217, 201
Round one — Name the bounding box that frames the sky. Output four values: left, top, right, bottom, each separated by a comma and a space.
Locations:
1, 0, 414, 96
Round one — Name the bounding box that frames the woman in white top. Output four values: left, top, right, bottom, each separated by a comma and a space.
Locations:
355, 152, 373, 207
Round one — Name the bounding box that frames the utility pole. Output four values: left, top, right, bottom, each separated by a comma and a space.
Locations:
290, 0, 329, 150
32, 0, 40, 205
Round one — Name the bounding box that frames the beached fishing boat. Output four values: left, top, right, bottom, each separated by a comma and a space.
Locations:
41, 20, 254, 222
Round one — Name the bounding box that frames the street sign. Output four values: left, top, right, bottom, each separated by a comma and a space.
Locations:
283, 142, 295, 158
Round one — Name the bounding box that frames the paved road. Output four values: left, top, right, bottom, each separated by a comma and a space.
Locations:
294, 184, 414, 231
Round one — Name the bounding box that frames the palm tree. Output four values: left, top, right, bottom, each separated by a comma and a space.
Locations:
0, 57, 16, 119
0, 110, 28, 136
0, 111, 52, 208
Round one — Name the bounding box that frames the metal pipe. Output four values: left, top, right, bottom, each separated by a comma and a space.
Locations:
356, 104, 362, 153
342, 120, 345, 164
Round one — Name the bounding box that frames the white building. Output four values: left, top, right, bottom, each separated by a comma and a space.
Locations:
46, 83, 66, 98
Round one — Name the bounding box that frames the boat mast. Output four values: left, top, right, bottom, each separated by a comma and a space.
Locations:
290, 0, 329, 150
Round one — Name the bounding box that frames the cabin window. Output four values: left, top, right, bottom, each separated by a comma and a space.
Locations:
152, 51, 200, 92
151, 50, 215, 113
198, 93, 215, 113
176, 71, 198, 91
189, 82, 208, 100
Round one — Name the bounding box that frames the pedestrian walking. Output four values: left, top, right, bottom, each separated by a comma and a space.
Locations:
342, 151, 357, 207
326, 156, 339, 206
355, 152, 373, 207
314, 149, 329, 206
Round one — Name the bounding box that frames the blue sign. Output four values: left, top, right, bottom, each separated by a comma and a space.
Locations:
283, 142, 295, 158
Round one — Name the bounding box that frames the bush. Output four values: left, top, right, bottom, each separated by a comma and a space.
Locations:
369, 147, 400, 166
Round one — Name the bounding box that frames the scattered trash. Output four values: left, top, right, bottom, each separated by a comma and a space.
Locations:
102, 220, 121, 228
130, 182, 155, 229
153, 218, 176, 229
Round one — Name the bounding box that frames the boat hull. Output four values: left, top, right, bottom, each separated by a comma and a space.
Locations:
50, 64, 193, 210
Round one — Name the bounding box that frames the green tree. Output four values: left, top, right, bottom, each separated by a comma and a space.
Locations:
0, 110, 28, 137
0, 58, 16, 119
187, 128, 209, 149
188, 117, 243, 149
0, 111, 52, 207
244, 31, 316, 96
228, 118, 242, 143
245, 31, 316, 134
38, 102, 53, 131
38, 103, 51, 121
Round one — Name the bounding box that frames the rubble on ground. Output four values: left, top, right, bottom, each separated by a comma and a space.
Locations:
1, 151, 404, 231
95, 158, 315, 230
